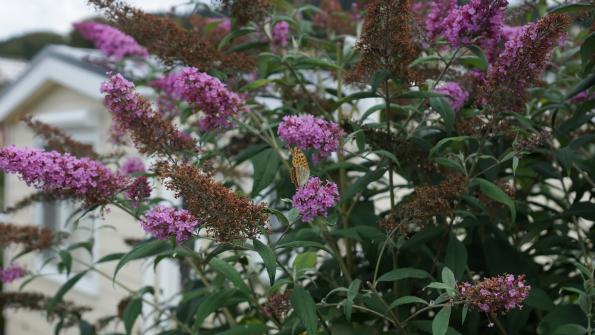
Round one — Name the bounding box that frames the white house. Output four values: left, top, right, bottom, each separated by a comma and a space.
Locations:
0, 45, 180, 335
0, 57, 27, 87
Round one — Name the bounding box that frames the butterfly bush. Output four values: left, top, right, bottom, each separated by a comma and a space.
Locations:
424, 0, 457, 40
436, 82, 469, 112
5, 0, 592, 333
140, 205, 200, 243
292, 177, 339, 222
0, 264, 26, 284
167, 67, 247, 131
478, 13, 570, 111
125, 176, 151, 208
0, 146, 125, 206
442, 0, 507, 59
278, 115, 344, 163
73, 22, 148, 60
272, 21, 290, 47
458, 274, 531, 313
101, 73, 197, 155
120, 157, 145, 175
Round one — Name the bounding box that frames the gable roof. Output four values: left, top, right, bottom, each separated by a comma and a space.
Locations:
0, 45, 107, 121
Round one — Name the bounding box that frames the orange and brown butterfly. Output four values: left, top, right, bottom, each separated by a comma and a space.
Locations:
290, 147, 310, 187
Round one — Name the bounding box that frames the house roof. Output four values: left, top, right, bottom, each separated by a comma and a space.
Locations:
0, 45, 107, 121
0, 57, 27, 83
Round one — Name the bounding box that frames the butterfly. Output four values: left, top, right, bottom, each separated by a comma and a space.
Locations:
290, 147, 310, 187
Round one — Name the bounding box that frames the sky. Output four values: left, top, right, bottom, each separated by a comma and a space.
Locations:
0, 0, 209, 41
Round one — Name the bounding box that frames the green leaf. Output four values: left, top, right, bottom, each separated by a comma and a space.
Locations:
340, 167, 387, 204
565, 73, 595, 100
432, 306, 452, 335
291, 287, 319, 335
396, 91, 443, 99
552, 324, 588, 335
114, 240, 172, 279
368, 150, 400, 168
430, 96, 455, 132
388, 296, 428, 310
217, 324, 269, 335
441, 267, 456, 297
194, 289, 237, 327
472, 178, 516, 222
78, 320, 95, 335
253, 239, 277, 286
549, 3, 595, 14
370, 69, 392, 93
58, 250, 72, 276
265, 208, 290, 226
96, 252, 125, 264
47, 271, 87, 313
251, 148, 280, 196
429, 136, 470, 158
377, 267, 430, 282
461, 304, 469, 324
565, 202, 595, 221
210, 258, 250, 294
295, 58, 340, 71
293, 252, 317, 274
580, 32, 595, 72
344, 279, 361, 321
435, 157, 465, 173
218, 27, 256, 49
240, 79, 273, 92
276, 241, 330, 253
410, 55, 442, 68
538, 305, 587, 335
464, 45, 488, 71
334, 91, 378, 110
123, 298, 142, 335
445, 234, 467, 280
427, 282, 455, 291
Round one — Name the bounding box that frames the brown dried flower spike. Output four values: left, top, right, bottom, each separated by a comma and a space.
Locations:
89, 0, 254, 72
23, 116, 99, 159
155, 162, 268, 242
0, 223, 56, 250
0, 292, 91, 328
347, 0, 420, 85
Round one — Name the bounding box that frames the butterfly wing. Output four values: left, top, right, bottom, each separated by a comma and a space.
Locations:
290, 147, 310, 187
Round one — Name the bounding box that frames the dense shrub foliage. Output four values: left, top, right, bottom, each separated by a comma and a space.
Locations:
1, 1, 594, 334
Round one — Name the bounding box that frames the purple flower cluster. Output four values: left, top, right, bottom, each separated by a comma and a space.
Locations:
164, 67, 247, 131
441, 0, 508, 58
101, 74, 197, 155
125, 176, 151, 208
292, 177, 339, 222
272, 21, 290, 47
101, 74, 150, 119
435, 82, 469, 112
0, 146, 124, 206
458, 274, 530, 313
425, 0, 457, 40
278, 115, 344, 163
0, 264, 26, 284
501, 25, 525, 44
120, 157, 145, 176
206, 18, 232, 33
140, 205, 200, 243
477, 14, 570, 111
73, 22, 148, 60
570, 91, 594, 104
